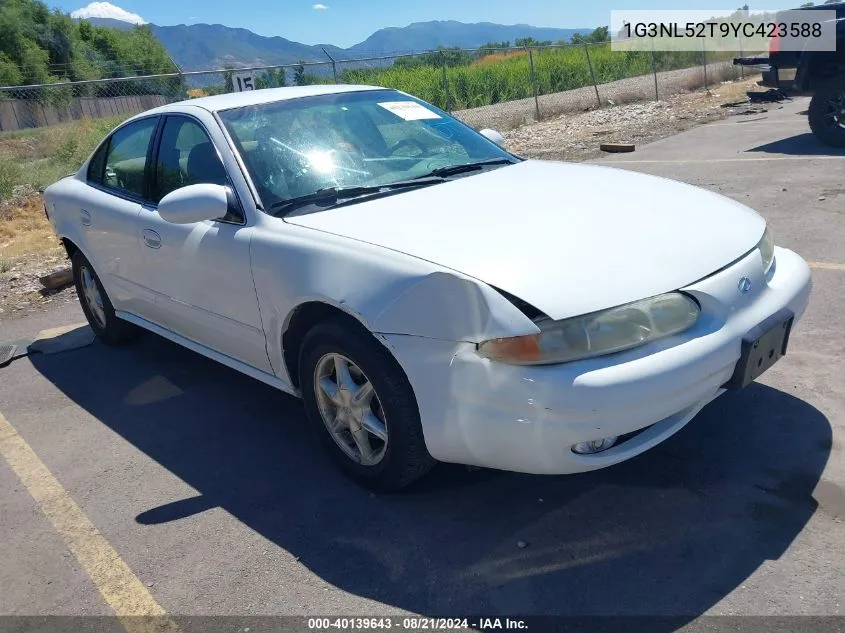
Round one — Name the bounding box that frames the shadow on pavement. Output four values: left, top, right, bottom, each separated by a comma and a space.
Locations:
748, 132, 845, 156
31, 332, 831, 621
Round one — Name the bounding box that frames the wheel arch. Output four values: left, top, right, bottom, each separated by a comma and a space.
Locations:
281, 299, 386, 390
60, 236, 80, 260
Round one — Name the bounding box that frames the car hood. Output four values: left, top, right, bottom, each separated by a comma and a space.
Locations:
285, 160, 765, 320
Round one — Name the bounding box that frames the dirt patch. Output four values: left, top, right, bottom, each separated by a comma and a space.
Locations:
0, 192, 76, 324
503, 77, 771, 162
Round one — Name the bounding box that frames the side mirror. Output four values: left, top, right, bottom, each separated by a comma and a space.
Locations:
157, 183, 231, 225
479, 128, 506, 146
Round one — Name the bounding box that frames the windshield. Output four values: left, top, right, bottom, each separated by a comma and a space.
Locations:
218, 89, 516, 212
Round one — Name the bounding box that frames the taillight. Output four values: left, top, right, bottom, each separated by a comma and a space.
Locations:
769, 24, 781, 55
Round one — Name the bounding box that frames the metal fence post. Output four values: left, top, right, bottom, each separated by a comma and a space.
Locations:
584, 44, 602, 107
322, 48, 338, 83
440, 50, 451, 112
527, 48, 541, 121
651, 38, 659, 101
165, 52, 186, 99
702, 39, 708, 91
738, 34, 745, 79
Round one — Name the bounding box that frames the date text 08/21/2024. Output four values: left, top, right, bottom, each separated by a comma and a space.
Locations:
307, 617, 529, 630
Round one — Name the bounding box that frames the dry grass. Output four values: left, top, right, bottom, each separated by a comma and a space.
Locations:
0, 196, 62, 270
471, 51, 529, 66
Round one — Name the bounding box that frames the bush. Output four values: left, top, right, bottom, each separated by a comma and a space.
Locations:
0, 159, 24, 200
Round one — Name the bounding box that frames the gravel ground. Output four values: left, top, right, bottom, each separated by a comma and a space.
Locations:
0, 252, 79, 323
503, 77, 776, 162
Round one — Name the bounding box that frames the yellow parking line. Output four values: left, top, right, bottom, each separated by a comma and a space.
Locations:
0, 411, 180, 633
809, 261, 845, 271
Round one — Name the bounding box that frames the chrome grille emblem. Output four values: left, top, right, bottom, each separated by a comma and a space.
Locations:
738, 277, 752, 294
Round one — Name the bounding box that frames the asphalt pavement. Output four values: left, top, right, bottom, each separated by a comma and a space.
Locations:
1, 96, 843, 630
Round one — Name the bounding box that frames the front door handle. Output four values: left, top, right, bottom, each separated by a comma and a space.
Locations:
143, 229, 161, 249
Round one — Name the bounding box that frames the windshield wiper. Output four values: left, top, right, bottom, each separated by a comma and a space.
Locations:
270, 178, 444, 216
414, 158, 514, 180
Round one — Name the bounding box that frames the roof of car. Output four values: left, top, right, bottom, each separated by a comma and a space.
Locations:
157, 84, 389, 114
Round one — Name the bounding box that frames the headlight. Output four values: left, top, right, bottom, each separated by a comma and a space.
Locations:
758, 226, 775, 274
477, 293, 700, 365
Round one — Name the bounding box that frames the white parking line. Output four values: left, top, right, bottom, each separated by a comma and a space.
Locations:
708, 120, 810, 126
597, 156, 845, 164
809, 262, 845, 271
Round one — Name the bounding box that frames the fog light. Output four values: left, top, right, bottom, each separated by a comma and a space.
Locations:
572, 436, 618, 455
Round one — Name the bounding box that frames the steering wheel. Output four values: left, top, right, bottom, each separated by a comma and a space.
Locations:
389, 138, 428, 157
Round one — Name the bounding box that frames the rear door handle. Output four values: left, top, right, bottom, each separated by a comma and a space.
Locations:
80, 209, 92, 226
143, 229, 161, 249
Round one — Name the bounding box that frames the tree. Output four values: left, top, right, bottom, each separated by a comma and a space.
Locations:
394, 46, 473, 69
293, 61, 319, 86
799, 2, 815, 6
0, 52, 22, 86
0, 0, 175, 88
515, 37, 552, 48
477, 40, 510, 56
571, 26, 610, 45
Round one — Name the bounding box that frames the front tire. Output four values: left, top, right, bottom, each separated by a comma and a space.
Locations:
298, 318, 434, 491
72, 251, 138, 345
808, 77, 845, 148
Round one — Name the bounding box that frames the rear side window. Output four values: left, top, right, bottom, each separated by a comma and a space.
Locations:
87, 141, 109, 184
97, 118, 158, 198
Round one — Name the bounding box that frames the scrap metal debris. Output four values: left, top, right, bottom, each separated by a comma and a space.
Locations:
600, 142, 636, 153
747, 89, 789, 103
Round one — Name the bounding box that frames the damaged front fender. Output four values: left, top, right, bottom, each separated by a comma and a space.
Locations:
370, 271, 541, 343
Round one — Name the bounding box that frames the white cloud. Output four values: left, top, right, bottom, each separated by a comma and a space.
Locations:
312, 3, 329, 9
71, 2, 147, 25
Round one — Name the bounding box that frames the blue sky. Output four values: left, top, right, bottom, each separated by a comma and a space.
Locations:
53, 1, 793, 48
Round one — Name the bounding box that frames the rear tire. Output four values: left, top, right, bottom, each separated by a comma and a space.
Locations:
298, 318, 434, 491
72, 251, 139, 345
808, 77, 845, 148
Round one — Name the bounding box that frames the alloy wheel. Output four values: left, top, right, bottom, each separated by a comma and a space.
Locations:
313, 353, 388, 466
80, 265, 107, 329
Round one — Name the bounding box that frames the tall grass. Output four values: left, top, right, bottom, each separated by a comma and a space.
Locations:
341, 44, 720, 111
0, 115, 126, 200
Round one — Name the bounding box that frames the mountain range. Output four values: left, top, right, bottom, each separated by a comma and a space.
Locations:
82, 18, 592, 71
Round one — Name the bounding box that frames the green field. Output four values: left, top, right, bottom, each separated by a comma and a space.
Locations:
339, 45, 720, 111
0, 115, 125, 200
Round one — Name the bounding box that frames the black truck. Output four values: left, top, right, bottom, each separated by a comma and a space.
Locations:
734, 3, 845, 146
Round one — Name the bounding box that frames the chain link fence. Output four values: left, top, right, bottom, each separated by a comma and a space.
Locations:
0, 41, 759, 135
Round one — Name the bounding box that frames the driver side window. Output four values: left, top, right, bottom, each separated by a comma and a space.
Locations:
153, 116, 241, 223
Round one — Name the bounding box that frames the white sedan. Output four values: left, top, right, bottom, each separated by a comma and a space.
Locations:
44, 85, 812, 490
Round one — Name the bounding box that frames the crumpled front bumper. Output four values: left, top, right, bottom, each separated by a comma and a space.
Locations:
383, 246, 812, 475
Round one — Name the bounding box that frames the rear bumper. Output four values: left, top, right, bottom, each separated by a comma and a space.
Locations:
384, 247, 812, 475
733, 59, 798, 91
